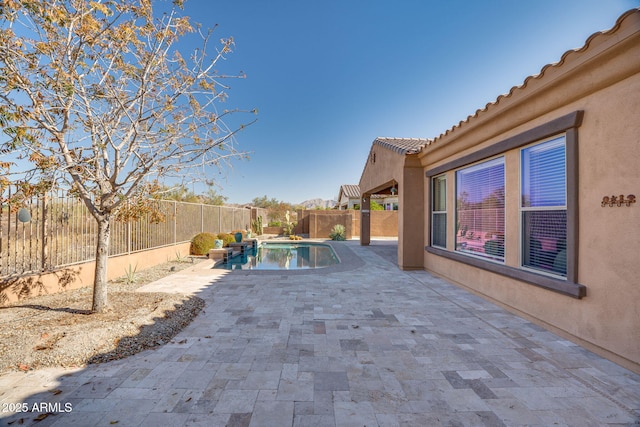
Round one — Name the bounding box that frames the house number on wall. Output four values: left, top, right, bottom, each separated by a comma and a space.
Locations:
601, 194, 636, 207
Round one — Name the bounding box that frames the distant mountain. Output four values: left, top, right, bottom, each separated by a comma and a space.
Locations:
298, 198, 337, 209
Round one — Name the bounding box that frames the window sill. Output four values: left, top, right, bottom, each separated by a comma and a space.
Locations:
425, 246, 586, 299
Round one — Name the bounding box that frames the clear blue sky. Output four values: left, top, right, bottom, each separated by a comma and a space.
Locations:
174, 0, 638, 205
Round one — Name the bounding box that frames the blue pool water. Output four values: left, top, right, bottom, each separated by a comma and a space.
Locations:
216, 242, 340, 270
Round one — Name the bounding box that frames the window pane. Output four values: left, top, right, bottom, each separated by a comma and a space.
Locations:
432, 175, 447, 248
522, 210, 567, 276
456, 158, 505, 261
432, 213, 446, 248
521, 136, 567, 277
522, 136, 566, 207
433, 176, 446, 211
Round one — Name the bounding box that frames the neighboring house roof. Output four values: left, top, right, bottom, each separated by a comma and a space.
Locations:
428, 7, 640, 146
372, 137, 431, 155
336, 184, 385, 208
336, 184, 361, 208
339, 184, 360, 200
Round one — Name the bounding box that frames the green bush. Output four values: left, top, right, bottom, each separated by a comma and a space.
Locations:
370, 200, 384, 210
283, 221, 296, 236
217, 233, 236, 247
329, 224, 346, 241
268, 220, 282, 227
190, 232, 217, 255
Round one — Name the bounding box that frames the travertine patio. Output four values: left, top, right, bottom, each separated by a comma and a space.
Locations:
1, 240, 638, 426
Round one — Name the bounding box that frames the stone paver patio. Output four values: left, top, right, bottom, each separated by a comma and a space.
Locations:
1, 240, 639, 426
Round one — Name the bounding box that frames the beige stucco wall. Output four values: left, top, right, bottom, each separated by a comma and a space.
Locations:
1, 243, 191, 306
360, 144, 404, 196
295, 210, 397, 239
399, 158, 425, 269
348, 210, 398, 238
308, 211, 354, 239
369, 211, 398, 237
418, 13, 640, 372
360, 145, 424, 269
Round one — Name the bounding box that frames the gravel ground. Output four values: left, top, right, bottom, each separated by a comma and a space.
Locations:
0, 260, 206, 374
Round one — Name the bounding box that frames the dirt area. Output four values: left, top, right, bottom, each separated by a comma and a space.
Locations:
0, 260, 206, 374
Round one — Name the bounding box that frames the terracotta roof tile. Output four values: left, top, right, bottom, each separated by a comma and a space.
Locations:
340, 184, 360, 199
373, 137, 431, 155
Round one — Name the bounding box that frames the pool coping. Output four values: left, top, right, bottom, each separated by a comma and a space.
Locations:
210, 239, 365, 275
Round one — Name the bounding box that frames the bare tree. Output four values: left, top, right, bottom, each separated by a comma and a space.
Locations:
0, 0, 256, 312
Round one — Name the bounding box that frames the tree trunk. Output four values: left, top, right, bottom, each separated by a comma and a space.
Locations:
92, 216, 111, 313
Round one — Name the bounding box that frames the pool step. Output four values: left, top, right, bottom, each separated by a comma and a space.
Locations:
208, 248, 233, 263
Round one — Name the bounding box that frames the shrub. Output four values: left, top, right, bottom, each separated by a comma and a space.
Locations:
252, 216, 264, 235
283, 221, 296, 236
190, 232, 217, 255
268, 220, 281, 227
370, 200, 384, 210
329, 224, 346, 241
217, 233, 236, 247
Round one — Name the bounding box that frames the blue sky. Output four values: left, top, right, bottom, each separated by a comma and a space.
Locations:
172, 0, 638, 204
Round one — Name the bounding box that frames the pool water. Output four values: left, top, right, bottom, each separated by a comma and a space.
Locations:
216, 242, 340, 270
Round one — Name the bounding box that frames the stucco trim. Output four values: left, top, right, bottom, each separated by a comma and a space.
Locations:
565, 127, 579, 283
425, 110, 585, 299
425, 111, 584, 177
425, 246, 586, 298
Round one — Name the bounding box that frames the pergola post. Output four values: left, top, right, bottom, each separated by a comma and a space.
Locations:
360, 193, 371, 246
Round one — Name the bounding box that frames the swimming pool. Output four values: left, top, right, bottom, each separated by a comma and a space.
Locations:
216, 241, 340, 270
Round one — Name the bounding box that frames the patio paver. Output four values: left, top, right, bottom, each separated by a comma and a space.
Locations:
1, 240, 639, 426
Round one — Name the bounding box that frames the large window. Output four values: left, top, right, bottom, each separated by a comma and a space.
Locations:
521, 136, 567, 276
431, 175, 446, 248
425, 111, 584, 297
456, 157, 505, 261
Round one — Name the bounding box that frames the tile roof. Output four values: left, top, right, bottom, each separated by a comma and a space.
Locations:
427, 8, 640, 146
373, 137, 431, 155
340, 184, 360, 199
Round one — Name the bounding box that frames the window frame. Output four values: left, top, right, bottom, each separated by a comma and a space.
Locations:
454, 156, 506, 262
431, 174, 447, 248
425, 111, 585, 298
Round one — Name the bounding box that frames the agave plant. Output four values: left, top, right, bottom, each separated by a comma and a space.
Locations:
329, 224, 346, 241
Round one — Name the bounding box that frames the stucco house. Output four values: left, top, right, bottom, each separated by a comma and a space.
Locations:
336, 183, 399, 211
360, 137, 430, 268
336, 184, 361, 210
359, 9, 640, 373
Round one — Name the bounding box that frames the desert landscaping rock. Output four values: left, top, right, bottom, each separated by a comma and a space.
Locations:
0, 260, 205, 373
